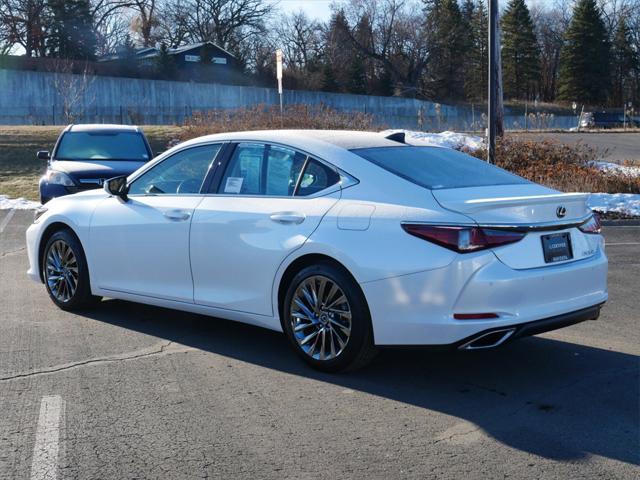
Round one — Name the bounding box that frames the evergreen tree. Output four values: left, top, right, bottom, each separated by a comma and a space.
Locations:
347, 14, 373, 94
558, 0, 610, 104
156, 43, 177, 80
424, 0, 467, 101
322, 10, 352, 92
115, 34, 139, 78
464, 0, 488, 102
47, 0, 96, 60
610, 17, 638, 106
501, 0, 540, 99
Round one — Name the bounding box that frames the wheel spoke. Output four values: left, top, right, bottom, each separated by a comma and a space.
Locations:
301, 283, 317, 311
293, 298, 315, 320
325, 294, 347, 310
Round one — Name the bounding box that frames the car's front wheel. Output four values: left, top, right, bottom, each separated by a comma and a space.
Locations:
42, 229, 100, 310
282, 263, 377, 372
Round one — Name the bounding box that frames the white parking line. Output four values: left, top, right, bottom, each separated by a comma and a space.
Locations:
0, 208, 16, 234
30, 395, 63, 480
606, 242, 640, 246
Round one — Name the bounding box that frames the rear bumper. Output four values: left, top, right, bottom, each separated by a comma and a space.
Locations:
362, 248, 608, 346
455, 303, 603, 350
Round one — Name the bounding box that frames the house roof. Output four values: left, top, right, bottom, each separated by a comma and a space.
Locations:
99, 41, 236, 62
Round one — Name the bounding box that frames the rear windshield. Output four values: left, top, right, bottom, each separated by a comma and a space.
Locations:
55, 131, 150, 161
351, 146, 530, 190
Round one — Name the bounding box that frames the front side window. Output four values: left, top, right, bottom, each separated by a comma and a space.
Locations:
128, 144, 221, 195
56, 131, 150, 161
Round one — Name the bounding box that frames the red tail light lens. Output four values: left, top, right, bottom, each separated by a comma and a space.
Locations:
578, 213, 601, 234
402, 224, 526, 253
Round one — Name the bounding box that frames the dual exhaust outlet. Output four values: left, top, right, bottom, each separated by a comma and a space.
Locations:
458, 328, 516, 350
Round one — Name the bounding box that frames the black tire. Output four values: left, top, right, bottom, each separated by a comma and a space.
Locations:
42, 229, 101, 311
282, 263, 377, 373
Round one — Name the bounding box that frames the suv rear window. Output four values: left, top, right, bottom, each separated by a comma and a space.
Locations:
55, 131, 150, 161
351, 146, 529, 190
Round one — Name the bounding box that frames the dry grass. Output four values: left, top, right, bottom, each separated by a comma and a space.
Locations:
180, 104, 381, 141
466, 137, 640, 194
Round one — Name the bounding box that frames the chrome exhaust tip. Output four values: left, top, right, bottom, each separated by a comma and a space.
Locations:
459, 328, 516, 350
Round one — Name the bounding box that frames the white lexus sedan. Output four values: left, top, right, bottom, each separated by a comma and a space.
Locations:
26, 130, 608, 372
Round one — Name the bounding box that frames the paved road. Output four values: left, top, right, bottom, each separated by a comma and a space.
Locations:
0, 210, 638, 479
512, 132, 640, 163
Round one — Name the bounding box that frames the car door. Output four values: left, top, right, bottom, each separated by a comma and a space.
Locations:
190, 142, 342, 316
89, 143, 223, 302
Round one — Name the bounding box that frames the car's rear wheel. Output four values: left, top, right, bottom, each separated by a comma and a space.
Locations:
43, 230, 100, 310
282, 263, 377, 372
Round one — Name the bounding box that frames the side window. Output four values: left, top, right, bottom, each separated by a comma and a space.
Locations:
128, 144, 221, 195
219, 143, 265, 195
219, 143, 306, 196
266, 145, 306, 196
294, 159, 341, 197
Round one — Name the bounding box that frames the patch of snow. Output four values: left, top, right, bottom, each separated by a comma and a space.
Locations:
381, 129, 485, 151
0, 195, 41, 210
591, 161, 640, 177
588, 193, 640, 217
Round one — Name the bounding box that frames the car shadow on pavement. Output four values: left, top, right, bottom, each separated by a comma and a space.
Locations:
82, 299, 639, 467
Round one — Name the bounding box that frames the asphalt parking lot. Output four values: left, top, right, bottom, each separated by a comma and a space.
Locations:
513, 132, 640, 163
0, 209, 638, 479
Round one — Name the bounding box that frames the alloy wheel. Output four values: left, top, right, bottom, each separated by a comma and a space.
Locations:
289, 275, 352, 361
45, 240, 79, 303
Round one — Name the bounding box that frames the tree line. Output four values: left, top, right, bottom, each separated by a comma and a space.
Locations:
0, 0, 638, 107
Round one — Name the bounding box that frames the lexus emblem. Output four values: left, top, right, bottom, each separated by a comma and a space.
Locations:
556, 206, 567, 218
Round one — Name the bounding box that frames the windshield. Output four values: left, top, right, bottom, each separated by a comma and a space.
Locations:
55, 131, 150, 161
351, 146, 530, 190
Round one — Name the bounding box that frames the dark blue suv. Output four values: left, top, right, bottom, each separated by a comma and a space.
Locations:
38, 124, 153, 204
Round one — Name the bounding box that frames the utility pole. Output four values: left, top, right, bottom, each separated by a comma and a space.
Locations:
487, 0, 498, 163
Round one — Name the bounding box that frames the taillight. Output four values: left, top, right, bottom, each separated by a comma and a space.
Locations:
578, 213, 601, 234
402, 224, 526, 253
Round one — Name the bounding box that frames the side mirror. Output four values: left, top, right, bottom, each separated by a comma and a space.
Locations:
104, 175, 129, 202
37, 150, 50, 161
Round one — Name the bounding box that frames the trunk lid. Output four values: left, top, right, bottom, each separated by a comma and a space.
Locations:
431, 184, 590, 225
431, 184, 598, 270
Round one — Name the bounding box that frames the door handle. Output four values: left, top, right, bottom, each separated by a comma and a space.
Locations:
163, 209, 191, 221
270, 212, 305, 225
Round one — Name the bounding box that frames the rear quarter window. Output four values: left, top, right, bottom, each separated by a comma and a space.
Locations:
351, 146, 530, 190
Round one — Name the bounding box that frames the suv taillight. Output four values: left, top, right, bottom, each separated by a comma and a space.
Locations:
402, 224, 526, 253
578, 213, 601, 234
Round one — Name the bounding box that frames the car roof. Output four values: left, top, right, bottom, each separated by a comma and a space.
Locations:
183, 130, 408, 150
66, 124, 141, 133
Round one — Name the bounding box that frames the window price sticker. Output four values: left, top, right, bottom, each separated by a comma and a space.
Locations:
224, 177, 244, 194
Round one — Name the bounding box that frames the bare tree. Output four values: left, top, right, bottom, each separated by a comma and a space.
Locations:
168, 0, 273, 50
0, 0, 48, 56
128, 0, 159, 47
52, 60, 96, 122
274, 11, 324, 73
155, 0, 190, 47
339, 0, 429, 94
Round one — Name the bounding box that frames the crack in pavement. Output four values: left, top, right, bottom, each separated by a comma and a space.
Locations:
0, 341, 197, 382
0, 247, 27, 258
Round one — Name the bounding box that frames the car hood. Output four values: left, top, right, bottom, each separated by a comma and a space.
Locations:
50, 160, 147, 179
